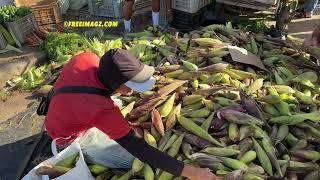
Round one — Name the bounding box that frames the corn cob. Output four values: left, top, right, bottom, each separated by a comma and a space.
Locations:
285, 133, 299, 147
275, 125, 289, 145
290, 139, 308, 150
158, 171, 174, 180
110, 175, 118, 180
290, 150, 320, 161
151, 126, 161, 142
159, 47, 174, 57
96, 171, 113, 180
167, 133, 184, 157
276, 66, 294, 78
185, 108, 211, 118
56, 153, 79, 168
151, 109, 165, 137
181, 142, 193, 159
297, 122, 320, 137
277, 160, 320, 171
274, 101, 291, 116
178, 116, 224, 147
229, 123, 240, 142
132, 158, 144, 174
218, 109, 264, 126
252, 138, 273, 176
246, 79, 264, 95
201, 112, 214, 132
251, 37, 259, 54
243, 173, 264, 180
218, 157, 248, 170
261, 137, 283, 177
262, 103, 280, 117
166, 104, 181, 130
239, 151, 257, 164
120, 101, 135, 117
240, 125, 253, 140
247, 164, 265, 175
294, 90, 315, 105
304, 170, 320, 180
182, 60, 198, 71
161, 133, 179, 152
272, 85, 295, 94
158, 93, 176, 117
141, 54, 157, 62
158, 130, 172, 151
143, 164, 154, 180
269, 112, 320, 125
183, 133, 212, 149
273, 70, 284, 85
144, 129, 157, 148
193, 38, 224, 47
181, 101, 203, 112
117, 170, 132, 180
201, 147, 240, 157
89, 164, 109, 175
164, 70, 184, 78
182, 95, 203, 105
253, 125, 269, 139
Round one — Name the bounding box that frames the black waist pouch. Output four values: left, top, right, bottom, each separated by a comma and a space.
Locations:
37, 88, 55, 116
36, 86, 111, 116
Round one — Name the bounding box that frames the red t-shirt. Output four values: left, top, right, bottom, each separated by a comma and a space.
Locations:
45, 52, 131, 145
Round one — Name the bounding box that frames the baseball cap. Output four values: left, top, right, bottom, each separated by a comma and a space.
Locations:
97, 49, 156, 93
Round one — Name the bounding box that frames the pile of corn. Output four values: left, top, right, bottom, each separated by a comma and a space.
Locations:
38, 23, 320, 180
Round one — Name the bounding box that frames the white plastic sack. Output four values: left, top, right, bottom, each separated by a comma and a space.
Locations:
57, 0, 70, 14
69, 0, 88, 10
22, 142, 95, 180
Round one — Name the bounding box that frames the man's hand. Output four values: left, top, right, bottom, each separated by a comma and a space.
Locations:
181, 165, 221, 180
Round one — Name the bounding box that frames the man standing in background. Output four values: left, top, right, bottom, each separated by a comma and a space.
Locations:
123, 0, 172, 33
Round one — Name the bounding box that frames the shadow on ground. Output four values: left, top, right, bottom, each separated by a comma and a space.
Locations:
288, 9, 320, 40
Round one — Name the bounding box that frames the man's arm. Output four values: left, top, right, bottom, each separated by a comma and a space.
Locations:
115, 130, 184, 176
115, 130, 221, 180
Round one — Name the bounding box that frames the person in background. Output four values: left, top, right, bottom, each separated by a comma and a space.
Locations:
123, 0, 172, 33
305, 25, 320, 46
296, 0, 319, 18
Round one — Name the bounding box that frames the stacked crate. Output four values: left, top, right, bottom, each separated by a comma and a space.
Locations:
171, 0, 212, 31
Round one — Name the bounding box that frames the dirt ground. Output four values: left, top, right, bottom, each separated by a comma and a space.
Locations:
288, 8, 320, 40
0, 91, 36, 123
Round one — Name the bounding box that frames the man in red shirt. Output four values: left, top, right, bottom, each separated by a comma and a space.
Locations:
45, 49, 220, 180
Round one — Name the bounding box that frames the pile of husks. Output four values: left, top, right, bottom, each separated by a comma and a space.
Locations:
33, 23, 320, 180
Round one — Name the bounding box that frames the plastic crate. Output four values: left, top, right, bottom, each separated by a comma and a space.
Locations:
6, 13, 38, 44
30, 1, 63, 27
172, 0, 211, 13
88, 0, 124, 18
133, 0, 152, 11
0, 33, 7, 50
171, 6, 207, 31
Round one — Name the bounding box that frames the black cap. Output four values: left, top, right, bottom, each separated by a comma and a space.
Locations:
97, 49, 155, 92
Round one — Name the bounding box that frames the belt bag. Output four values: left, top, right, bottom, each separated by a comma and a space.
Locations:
37, 86, 112, 116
